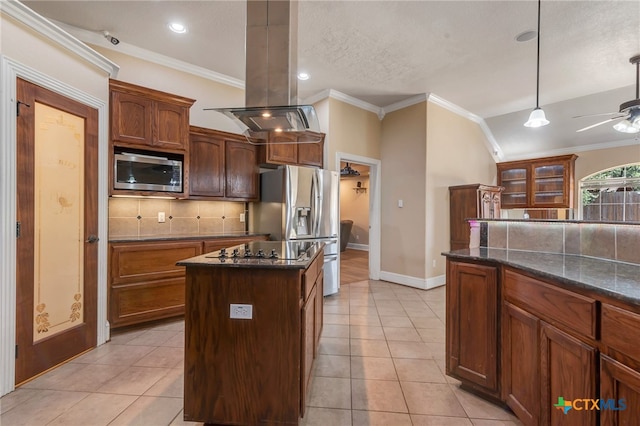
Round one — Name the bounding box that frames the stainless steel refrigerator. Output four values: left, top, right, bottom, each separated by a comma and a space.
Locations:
249, 165, 340, 295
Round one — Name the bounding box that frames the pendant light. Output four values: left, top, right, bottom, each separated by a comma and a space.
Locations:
524, 0, 550, 128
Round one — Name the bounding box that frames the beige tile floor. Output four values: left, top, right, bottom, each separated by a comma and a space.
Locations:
0, 280, 522, 426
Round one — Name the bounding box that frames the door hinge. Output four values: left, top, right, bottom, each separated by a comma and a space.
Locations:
15, 345, 18, 359
16, 100, 31, 117
16, 221, 21, 238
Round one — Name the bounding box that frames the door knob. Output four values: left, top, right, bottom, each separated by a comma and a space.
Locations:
87, 235, 99, 243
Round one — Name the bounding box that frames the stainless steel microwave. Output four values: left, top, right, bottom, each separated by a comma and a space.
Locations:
114, 152, 183, 193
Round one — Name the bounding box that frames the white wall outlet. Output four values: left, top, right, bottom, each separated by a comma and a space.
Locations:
240, 213, 245, 223
157, 212, 165, 223
230, 304, 253, 319
398, 199, 404, 208
432, 259, 437, 268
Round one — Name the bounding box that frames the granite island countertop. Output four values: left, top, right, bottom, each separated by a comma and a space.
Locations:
443, 248, 640, 306
108, 233, 269, 243
177, 241, 325, 270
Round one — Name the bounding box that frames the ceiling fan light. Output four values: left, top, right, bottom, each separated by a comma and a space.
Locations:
613, 119, 640, 133
524, 107, 550, 128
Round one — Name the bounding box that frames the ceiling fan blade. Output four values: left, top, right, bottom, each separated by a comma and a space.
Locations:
572, 112, 624, 119
576, 115, 628, 133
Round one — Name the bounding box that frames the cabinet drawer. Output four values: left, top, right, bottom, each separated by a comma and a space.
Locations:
303, 254, 322, 301
110, 278, 185, 327
602, 304, 640, 363
110, 241, 202, 284
503, 269, 597, 339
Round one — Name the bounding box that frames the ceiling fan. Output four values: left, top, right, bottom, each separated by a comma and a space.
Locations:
576, 54, 640, 134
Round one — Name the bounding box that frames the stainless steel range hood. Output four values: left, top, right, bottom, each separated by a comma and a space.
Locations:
210, 0, 321, 140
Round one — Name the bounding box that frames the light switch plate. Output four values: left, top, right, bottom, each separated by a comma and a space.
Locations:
158, 212, 166, 223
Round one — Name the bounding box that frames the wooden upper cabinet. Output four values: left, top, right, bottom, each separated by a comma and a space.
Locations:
497, 154, 577, 209
189, 131, 225, 197
225, 140, 259, 199
259, 131, 325, 168
188, 126, 259, 201
110, 80, 194, 152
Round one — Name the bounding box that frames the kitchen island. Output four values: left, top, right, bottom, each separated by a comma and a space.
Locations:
177, 240, 324, 425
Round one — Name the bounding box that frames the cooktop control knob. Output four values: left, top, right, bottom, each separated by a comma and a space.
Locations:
269, 249, 278, 259
257, 249, 265, 258
231, 248, 239, 257
219, 248, 227, 258
244, 250, 252, 258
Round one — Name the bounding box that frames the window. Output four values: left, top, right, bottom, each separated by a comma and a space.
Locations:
580, 164, 640, 222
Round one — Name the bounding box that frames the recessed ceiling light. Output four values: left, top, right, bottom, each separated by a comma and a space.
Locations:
169, 22, 187, 34
515, 30, 537, 42
297, 72, 310, 81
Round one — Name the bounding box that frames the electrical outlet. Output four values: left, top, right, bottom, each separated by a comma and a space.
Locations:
230, 304, 253, 319
355, 234, 360, 240
432, 259, 437, 268
398, 199, 404, 208
157, 212, 165, 223
240, 213, 245, 223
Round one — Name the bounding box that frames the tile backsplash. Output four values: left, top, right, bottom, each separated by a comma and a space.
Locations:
109, 198, 247, 238
481, 220, 640, 265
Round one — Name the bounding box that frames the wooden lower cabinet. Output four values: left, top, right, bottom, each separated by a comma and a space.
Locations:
540, 322, 597, 426
446, 258, 640, 425
446, 260, 499, 397
502, 302, 540, 425
600, 355, 640, 425
109, 235, 268, 328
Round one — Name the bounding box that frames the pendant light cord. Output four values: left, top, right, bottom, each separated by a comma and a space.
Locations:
535, 0, 541, 109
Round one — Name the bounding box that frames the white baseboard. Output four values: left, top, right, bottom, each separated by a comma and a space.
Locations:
379, 271, 446, 290
346, 243, 369, 251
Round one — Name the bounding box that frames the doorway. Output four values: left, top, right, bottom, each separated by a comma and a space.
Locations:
336, 153, 381, 285
15, 78, 99, 385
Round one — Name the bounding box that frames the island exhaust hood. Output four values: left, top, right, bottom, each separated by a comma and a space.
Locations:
209, 0, 321, 142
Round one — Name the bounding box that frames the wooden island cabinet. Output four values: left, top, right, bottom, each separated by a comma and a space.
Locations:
178, 245, 324, 425
445, 253, 640, 426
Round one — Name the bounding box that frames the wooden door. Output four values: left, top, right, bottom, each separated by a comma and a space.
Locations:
446, 261, 499, 394
225, 140, 258, 200
189, 132, 225, 197
502, 302, 540, 425
110, 90, 153, 146
155, 100, 188, 150
15, 78, 98, 384
540, 322, 597, 425
600, 355, 640, 425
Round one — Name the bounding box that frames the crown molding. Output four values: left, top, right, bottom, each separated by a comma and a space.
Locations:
426, 93, 504, 160
382, 93, 428, 115
0, 1, 119, 77
304, 89, 383, 118
50, 20, 245, 90
502, 137, 640, 162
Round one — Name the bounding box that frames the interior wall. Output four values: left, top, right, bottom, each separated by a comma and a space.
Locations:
327, 97, 381, 171
425, 102, 497, 278
575, 144, 640, 181
91, 46, 245, 133
380, 102, 427, 279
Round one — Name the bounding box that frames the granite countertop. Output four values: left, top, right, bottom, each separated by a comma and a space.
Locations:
443, 248, 640, 305
109, 233, 269, 243
177, 241, 325, 270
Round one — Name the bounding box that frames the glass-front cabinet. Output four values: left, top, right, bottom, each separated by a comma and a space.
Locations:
497, 155, 577, 209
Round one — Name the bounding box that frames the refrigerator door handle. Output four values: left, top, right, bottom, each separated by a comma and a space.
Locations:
311, 171, 320, 236
324, 255, 338, 261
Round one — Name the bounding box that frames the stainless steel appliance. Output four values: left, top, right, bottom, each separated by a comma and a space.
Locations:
250, 165, 340, 295
114, 151, 183, 193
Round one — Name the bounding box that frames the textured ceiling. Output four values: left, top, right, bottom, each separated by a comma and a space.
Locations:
22, 0, 640, 160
